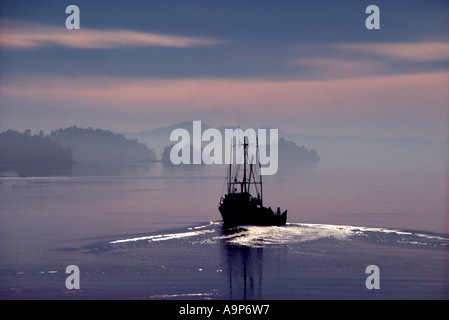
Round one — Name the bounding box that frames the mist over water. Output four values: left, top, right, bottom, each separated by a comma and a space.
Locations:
1, 0, 448, 301
0, 137, 447, 299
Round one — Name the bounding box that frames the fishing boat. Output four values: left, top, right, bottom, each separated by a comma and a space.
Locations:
219, 136, 287, 228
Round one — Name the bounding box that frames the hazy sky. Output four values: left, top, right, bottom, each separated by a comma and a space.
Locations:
1, 0, 448, 141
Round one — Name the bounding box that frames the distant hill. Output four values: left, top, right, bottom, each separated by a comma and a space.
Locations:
126, 120, 447, 174
161, 144, 206, 167
128, 122, 320, 167
278, 138, 320, 166
278, 130, 447, 173
0, 130, 73, 176
50, 126, 157, 165
125, 121, 210, 157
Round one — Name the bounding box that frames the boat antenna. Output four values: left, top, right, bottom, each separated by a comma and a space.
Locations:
257, 137, 263, 206
237, 111, 240, 130
243, 136, 247, 194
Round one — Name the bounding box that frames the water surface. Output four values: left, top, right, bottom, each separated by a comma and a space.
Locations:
0, 162, 447, 299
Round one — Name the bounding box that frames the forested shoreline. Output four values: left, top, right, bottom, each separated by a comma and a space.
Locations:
0, 127, 157, 176
0, 130, 73, 173
0, 125, 321, 176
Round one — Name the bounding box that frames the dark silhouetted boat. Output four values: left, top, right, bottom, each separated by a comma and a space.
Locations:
219, 136, 287, 228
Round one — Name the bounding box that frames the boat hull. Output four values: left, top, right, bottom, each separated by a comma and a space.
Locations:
219, 194, 287, 228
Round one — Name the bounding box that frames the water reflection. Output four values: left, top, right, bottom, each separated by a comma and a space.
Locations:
0, 163, 159, 178
220, 227, 264, 300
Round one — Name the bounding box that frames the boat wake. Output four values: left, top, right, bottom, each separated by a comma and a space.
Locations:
106, 221, 449, 250
66, 221, 449, 300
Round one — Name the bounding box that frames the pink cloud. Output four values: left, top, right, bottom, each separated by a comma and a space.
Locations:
0, 19, 224, 49
288, 57, 390, 79
287, 41, 449, 81
2, 73, 447, 115
1, 72, 447, 140
341, 42, 449, 62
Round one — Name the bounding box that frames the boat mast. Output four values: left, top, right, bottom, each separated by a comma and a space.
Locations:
248, 161, 253, 195
242, 136, 248, 193
228, 136, 233, 193
257, 137, 263, 206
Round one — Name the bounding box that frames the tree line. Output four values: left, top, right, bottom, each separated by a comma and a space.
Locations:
0, 127, 320, 176
0, 127, 158, 176
0, 130, 73, 173
50, 126, 157, 165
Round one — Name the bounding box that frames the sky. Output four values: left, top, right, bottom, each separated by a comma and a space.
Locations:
0, 0, 448, 141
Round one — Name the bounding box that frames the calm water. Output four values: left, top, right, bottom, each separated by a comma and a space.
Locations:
0, 161, 448, 299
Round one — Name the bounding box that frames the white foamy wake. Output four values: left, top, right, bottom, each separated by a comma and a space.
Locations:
109, 223, 217, 244
299, 223, 449, 242
213, 223, 354, 247
215, 223, 449, 248
108, 221, 449, 249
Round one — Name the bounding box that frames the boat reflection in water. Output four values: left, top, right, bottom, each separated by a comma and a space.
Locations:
219, 226, 264, 300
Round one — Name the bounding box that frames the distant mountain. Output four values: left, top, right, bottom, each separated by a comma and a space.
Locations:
160, 144, 206, 167
278, 137, 320, 166
279, 131, 447, 149
278, 130, 447, 174
127, 122, 320, 167
50, 126, 157, 165
125, 121, 447, 173
125, 121, 211, 157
